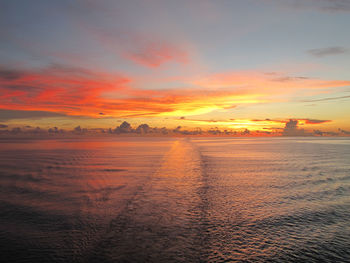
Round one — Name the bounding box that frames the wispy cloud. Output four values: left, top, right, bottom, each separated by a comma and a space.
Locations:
0, 69, 23, 80
91, 29, 191, 68
313, 0, 350, 12
267, 0, 350, 13
194, 71, 350, 92
0, 109, 69, 122
123, 41, 189, 68
303, 119, 331, 124
253, 118, 330, 124
308, 46, 347, 57
302, 95, 350, 102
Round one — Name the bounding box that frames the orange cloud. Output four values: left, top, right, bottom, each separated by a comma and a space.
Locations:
1, 66, 349, 121
0, 66, 263, 118
0, 65, 131, 116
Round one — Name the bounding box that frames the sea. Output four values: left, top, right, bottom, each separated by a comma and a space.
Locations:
0, 137, 349, 262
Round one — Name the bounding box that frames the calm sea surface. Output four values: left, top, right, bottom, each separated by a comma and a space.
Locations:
0, 137, 349, 262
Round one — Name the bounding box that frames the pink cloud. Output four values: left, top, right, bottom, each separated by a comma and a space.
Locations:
123, 41, 189, 68
90, 28, 190, 68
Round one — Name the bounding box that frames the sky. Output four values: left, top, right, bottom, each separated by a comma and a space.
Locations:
0, 0, 350, 135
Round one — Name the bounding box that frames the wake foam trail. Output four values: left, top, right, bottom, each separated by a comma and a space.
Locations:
84, 138, 209, 262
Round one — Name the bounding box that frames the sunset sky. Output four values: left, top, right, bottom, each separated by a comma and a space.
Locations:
1, 0, 350, 134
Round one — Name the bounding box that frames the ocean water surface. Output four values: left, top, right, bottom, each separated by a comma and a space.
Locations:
0, 137, 349, 262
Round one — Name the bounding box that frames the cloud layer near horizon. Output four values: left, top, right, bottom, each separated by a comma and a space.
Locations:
1, 119, 347, 137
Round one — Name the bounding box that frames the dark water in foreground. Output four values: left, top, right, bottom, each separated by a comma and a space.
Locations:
0, 137, 349, 262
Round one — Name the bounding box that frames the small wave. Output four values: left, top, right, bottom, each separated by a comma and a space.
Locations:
101, 168, 126, 172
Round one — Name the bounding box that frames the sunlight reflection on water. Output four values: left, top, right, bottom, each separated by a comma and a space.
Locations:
0, 137, 349, 262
